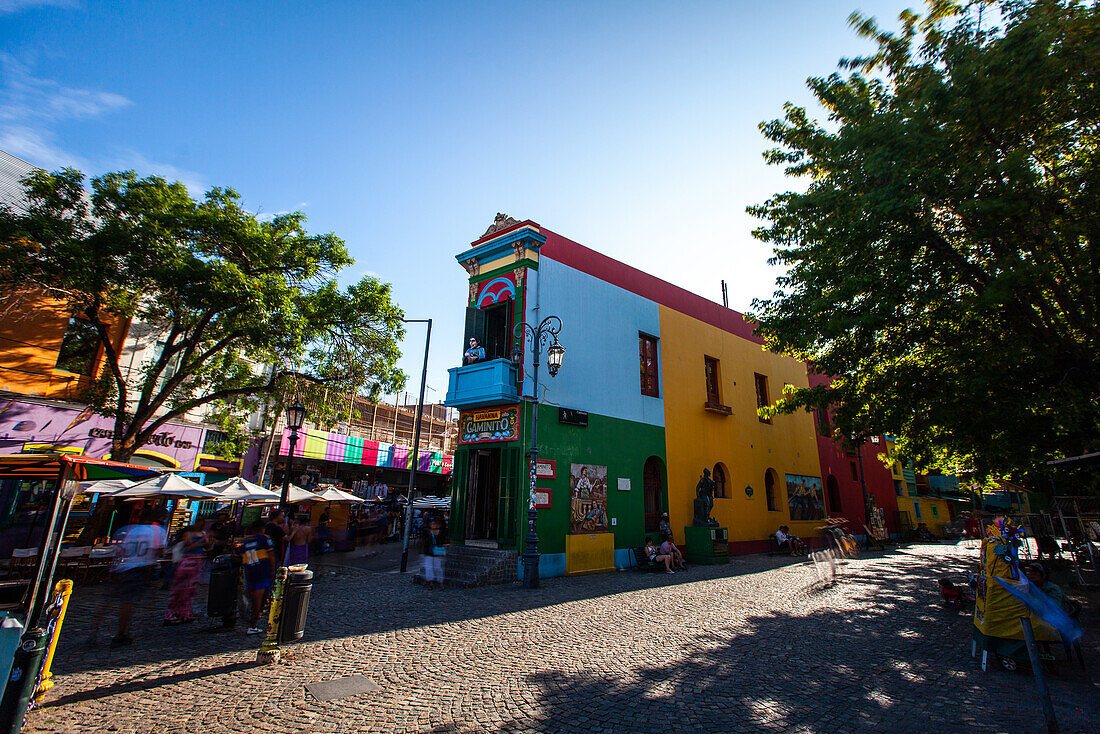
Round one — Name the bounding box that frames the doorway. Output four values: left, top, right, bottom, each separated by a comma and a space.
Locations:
465, 448, 501, 541
643, 456, 665, 533
826, 475, 841, 514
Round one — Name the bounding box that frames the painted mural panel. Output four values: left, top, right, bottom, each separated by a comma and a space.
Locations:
0, 397, 203, 468
459, 405, 519, 444
785, 474, 826, 521
475, 273, 517, 307
570, 463, 608, 533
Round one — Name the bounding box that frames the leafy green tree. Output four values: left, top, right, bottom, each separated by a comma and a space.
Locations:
749, 0, 1098, 484
0, 169, 406, 462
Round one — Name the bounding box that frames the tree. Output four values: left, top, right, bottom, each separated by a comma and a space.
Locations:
748, 0, 1099, 485
0, 169, 406, 461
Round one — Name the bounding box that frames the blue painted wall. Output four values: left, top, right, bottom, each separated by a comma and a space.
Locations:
522, 256, 664, 427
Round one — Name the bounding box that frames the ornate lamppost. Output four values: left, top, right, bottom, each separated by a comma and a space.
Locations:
400, 318, 432, 574
511, 316, 565, 589
280, 401, 307, 512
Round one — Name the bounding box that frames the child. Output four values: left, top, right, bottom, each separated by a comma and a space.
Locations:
238, 519, 277, 635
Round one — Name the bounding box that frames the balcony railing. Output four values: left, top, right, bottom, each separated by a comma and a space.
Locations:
445, 358, 519, 411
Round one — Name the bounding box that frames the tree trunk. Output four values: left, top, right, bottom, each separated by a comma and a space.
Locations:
111, 436, 138, 463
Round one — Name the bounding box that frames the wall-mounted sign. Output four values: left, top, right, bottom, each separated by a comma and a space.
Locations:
459, 405, 520, 444
535, 459, 556, 479
558, 407, 588, 427
617, 478, 631, 492
534, 489, 552, 509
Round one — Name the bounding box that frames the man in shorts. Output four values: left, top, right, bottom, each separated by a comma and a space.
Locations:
238, 519, 278, 635
111, 509, 168, 646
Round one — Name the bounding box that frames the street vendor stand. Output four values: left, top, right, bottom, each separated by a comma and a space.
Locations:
0, 453, 159, 733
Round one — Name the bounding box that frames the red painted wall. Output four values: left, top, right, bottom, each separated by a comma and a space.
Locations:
809, 373, 900, 536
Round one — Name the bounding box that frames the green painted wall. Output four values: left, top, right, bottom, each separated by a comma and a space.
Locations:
449, 403, 667, 554
522, 403, 666, 554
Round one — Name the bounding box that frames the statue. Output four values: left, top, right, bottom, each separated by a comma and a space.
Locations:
692, 468, 718, 527
482, 213, 520, 237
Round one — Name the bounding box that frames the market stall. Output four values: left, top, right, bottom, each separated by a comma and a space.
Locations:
0, 453, 160, 732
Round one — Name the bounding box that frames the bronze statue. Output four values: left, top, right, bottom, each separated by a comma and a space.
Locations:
692, 468, 718, 527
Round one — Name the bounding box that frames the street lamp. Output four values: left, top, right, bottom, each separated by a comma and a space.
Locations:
280, 401, 307, 512
512, 315, 565, 589
400, 318, 432, 574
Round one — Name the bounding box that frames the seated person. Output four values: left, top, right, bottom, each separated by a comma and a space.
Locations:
644, 538, 674, 574
463, 337, 486, 364
1023, 562, 1066, 608
775, 525, 806, 555
660, 534, 685, 570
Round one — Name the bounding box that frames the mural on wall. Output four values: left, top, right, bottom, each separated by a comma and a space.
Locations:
785, 474, 826, 521
570, 463, 608, 533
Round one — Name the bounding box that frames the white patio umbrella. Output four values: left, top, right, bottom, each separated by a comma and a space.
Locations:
205, 477, 281, 502
311, 486, 363, 503
111, 473, 222, 499
77, 478, 137, 495
251, 484, 325, 504
412, 496, 451, 510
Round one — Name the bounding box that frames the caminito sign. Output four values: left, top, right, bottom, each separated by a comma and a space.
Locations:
459, 405, 519, 444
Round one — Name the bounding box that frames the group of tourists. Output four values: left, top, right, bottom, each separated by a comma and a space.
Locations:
108, 507, 318, 645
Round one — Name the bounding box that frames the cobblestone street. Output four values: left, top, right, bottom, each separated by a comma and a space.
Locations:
25, 544, 1099, 734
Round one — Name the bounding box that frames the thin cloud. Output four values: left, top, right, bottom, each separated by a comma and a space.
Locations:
0, 53, 130, 124
0, 0, 77, 14
0, 54, 207, 196
254, 202, 310, 222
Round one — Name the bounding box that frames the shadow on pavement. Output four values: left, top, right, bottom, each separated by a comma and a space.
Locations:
46, 660, 259, 707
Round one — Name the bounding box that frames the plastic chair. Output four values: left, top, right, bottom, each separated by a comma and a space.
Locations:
58, 546, 90, 581
85, 546, 116, 582
8, 548, 39, 579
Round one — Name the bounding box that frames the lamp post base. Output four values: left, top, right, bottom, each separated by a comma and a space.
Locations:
522, 505, 540, 589
522, 552, 540, 589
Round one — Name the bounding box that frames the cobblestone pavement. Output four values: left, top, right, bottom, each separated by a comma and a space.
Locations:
26, 543, 1099, 734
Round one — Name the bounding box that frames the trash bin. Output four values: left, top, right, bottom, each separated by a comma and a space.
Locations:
207, 554, 240, 627
278, 568, 312, 643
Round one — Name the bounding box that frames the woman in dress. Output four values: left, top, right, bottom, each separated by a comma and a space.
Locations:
164, 524, 206, 624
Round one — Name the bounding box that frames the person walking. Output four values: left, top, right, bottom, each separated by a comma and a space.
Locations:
264, 510, 288, 566
110, 509, 167, 646
421, 516, 448, 590
163, 523, 206, 625
238, 519, 277, 634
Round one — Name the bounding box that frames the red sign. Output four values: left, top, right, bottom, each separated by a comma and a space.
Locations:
534, 489, 552, 509
535, 459, 556, 479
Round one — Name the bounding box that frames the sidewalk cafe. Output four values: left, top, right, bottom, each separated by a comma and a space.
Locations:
0, 453, 161, 731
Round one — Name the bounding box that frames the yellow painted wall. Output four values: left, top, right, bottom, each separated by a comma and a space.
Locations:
903, 495, 949, 534
658, 305, 821, 546
565, 532, 616, 575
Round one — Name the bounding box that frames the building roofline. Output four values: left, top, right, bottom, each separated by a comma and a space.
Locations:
539, 228, 763, 344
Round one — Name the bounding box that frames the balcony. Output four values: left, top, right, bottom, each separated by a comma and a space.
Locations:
445, 358, 519, 411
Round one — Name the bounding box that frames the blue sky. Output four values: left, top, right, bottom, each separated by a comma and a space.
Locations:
1, 0, 915, 404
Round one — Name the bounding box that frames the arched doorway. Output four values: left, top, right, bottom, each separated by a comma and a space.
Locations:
764, 468, 779, 512
826, 474, 842, 513
712, 463, 728, 498
643, 456, 665, 533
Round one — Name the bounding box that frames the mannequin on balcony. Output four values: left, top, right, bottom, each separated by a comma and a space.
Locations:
463, 337, 486, 365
